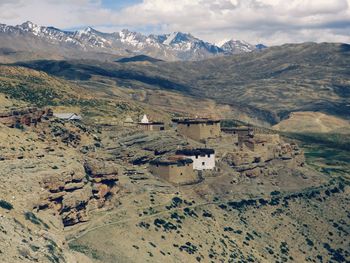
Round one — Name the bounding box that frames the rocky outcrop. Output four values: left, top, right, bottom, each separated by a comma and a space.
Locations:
36, 160, 120, 226
84, 159, 120, 208
50, 124, 82, 147
223, 139, 305, 177
0, 107, 50, 127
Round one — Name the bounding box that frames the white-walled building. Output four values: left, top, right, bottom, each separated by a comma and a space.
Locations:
176, 148, 215, 170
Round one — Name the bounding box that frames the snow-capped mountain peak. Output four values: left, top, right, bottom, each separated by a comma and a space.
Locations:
221, 39, 256, 54
79, 26, 94, 34
0, 21, 265, 61
20, 21, 37, 29
18, 21, 42, 35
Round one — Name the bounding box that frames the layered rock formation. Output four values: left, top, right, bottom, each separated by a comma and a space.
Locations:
36, 160, 120, 226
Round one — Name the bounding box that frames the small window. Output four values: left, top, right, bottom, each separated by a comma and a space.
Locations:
195, 155, 198, 159
187, 123, 190, 127
180, 172, 183, 175
202, 162, 205, 166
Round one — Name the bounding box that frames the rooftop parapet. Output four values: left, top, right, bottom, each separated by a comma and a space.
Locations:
172, 118, 220, 124
137, 121, 164, 125
150, 156, 193, 166
175, 148, 215, 156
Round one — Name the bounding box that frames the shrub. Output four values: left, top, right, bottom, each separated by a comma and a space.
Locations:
68, 242, 101, 260
306, 238, 314, 246
0, 199, 13, 210
270, 191, 281, 196
24, 211, 49, 229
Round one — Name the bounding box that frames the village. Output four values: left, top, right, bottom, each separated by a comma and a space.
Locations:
0, 104, 346, 263
0, 106, 304, 186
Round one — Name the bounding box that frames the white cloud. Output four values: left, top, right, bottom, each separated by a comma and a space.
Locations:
0, 0, 349, 45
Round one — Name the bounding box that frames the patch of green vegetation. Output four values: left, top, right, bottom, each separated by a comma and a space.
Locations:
24, 211, 50, 229
0, 83, 60, 107
284, 132, 350, 152
0, 199, 13, 210
284, 132, 350, 176
0, 77, 110, 115
68, 242, 102, 260
221, 119, 247, 128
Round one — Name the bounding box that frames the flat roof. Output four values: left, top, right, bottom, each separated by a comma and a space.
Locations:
222, 127, 252, 131
172, 118, 220, 124
137, 122, 164, 125
150, 156, 193, 166
176, 148, 215, 156
244, 139, 267, 144
53, 113, 82, 120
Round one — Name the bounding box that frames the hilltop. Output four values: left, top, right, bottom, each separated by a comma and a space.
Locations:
15, 42, 350, 126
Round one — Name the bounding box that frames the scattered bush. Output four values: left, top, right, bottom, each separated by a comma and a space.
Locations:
323, 243, 346, 262
202, 211, 213, 218
68, 242, 101, 260
138, 222, 150, 229
24, 211, 49, 229
179, 242, 198, 254
154, 218, 177, 232
183, 207, 198, 217
270, 191, 281, 196
0, 199, 13, 210
306, 238, 314, 247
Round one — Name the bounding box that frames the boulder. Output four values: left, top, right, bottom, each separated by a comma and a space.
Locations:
64, 182, 85, 191
42, 173, 66, 193
84, 159, 119, 177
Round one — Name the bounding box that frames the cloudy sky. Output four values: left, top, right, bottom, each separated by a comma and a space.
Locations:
0, 0, 349, 45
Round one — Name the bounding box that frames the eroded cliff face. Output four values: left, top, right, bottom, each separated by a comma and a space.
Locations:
36, 159, 120, 226
0, 116, 124, 262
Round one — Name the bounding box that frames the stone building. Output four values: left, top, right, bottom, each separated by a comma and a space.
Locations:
137, 114, 165, 131
149, 156, 198, 184
137, 122, 165, 131
172, 118, 221, 141
123, 116, 135, 127
222, 126, 254, 146
242, 134, 282, 161
175, 148, 215, 170
244, 138, 267, 152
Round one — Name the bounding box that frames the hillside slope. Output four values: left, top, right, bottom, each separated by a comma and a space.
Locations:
273, 112, 350, 134
15, 42, 350, 125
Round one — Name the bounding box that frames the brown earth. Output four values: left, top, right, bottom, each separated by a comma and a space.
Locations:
273, 111, 350, 134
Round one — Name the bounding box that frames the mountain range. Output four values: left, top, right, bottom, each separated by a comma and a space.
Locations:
0, 21, 266, 61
